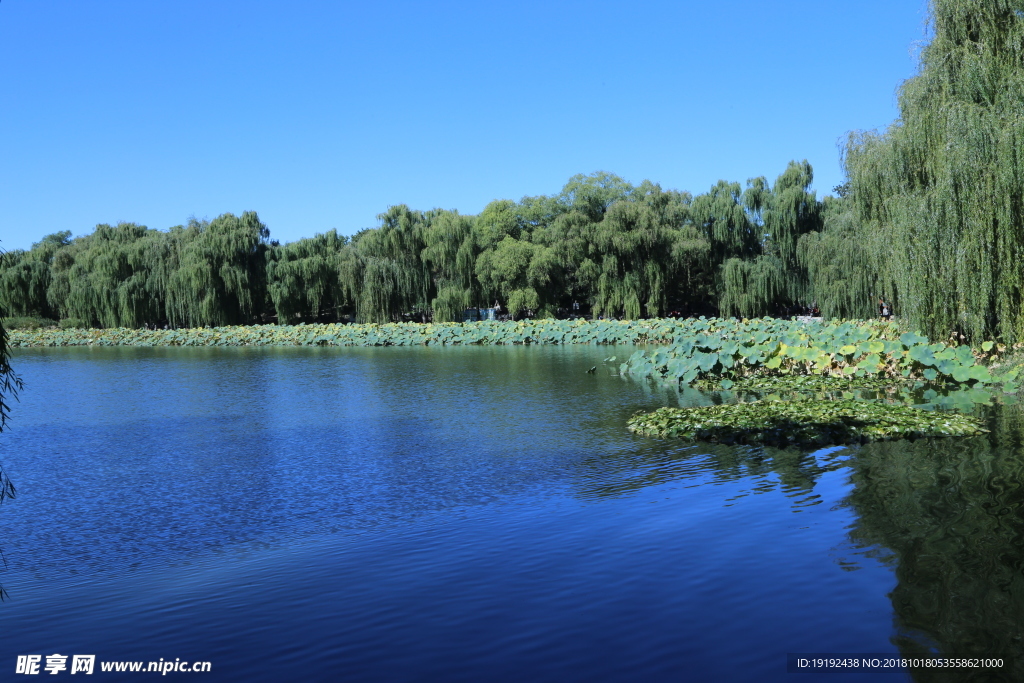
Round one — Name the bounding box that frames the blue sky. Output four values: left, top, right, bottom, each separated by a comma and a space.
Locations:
1, 0, 929, 251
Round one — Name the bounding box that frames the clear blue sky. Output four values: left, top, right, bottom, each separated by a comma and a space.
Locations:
1, 0, 929, 251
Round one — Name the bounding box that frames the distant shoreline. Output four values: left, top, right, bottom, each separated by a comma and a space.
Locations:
8, 318, 734, 348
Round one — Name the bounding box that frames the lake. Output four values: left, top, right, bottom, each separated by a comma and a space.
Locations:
0, 345, 1020, 681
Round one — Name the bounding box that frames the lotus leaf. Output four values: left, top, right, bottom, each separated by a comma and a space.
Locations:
900, 332, 929, 346
951, 366, 971, 382
697, 352, 719, 372
968, 366, 993, 383
908, 346, 937, 366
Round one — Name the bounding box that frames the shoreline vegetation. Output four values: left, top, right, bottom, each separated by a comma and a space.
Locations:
10, 315, 1019, 390
11, 314, 1016, 446
7, 314, 1022, 446
8, 317, 728, 348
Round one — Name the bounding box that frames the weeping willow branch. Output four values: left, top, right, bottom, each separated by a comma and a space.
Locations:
845, 0, 1024, 343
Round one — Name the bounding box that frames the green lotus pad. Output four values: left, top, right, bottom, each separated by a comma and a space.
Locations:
693, 375, 905, 392
627, 399, 987, 446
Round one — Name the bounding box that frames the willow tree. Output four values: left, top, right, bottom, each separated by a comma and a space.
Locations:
533, 209, 597, 310
0, 245, 22, 527
0, 303, 23, 436
266, 230, 350, 324
845, 0, 1024, 342
589, 183, 705, 319
718, 163, 822, 318
761, 161, 820, 280
690, 180, 759, 264
44, 222, 164, 328
475, 234, 544, 317
352, 205, 430, 323
718, 256, 788, 318
165, 212, 270, 327
0, 232, 70, 319
798, 195, 881, 319
420, 210, 477, 322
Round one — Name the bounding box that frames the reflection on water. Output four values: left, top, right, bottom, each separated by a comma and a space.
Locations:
595, 373, 1024, 681
572, 440, 852, 506
845, 408, 1024, 682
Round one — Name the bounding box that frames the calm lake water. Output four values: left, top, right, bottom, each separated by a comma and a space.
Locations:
0, 346, 1022, 681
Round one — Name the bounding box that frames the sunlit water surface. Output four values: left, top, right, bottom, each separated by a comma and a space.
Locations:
0, 346, 1022, 681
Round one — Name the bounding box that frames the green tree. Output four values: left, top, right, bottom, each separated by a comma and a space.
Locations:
475, 235, 542, 317
589, 183, 703, 318
421, 210, 477, 322
798, 194, 881, 319
165, 212, 271, 327
844, 0, 1024, 342
266, 230, 350, 324
0, 231, 70, 320
351, 205, 430, 323
718, 162, 822, 318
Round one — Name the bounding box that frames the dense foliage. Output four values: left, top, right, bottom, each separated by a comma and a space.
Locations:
0, 247, 22, 603
0, 316, 20, 434
617, 317, 1018, 394
838, 0, 1024, 342
0, 166, 827, 328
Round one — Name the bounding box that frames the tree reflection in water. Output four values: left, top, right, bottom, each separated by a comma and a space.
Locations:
847, 407, 1024, 682
574, 403, 1024, 682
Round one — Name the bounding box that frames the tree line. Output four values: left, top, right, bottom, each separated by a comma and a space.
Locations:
3, 0, 1022, 344
2, 162, 856, 327
0, 162, 845, 328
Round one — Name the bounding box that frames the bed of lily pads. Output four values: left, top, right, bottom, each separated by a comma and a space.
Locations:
691, 374, 905, 392
619, 318, 1019, 396
627, 399, 988, 447
6, 318, 764, 348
